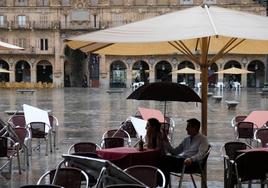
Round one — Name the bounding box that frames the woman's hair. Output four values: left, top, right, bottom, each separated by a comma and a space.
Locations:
147, 118, 161, 149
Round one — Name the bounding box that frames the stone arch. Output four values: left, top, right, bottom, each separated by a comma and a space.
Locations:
36, 60, 53, 83
15, 60, 31, 82
247, 60, 264, 88
0, 60, 10, 82
132, 60, 149, 83
110, 60, 127, 88
177, 61, 195, 87
223, 60, 242, 83
155, 60, 172, 82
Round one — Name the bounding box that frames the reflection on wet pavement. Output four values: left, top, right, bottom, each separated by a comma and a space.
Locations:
0, 87, 267, 187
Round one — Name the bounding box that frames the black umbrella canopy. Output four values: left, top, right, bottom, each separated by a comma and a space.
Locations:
127, 82, 201, 102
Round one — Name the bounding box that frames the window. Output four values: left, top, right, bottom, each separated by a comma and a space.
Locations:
15, 0, 27, 6
40, 38, 48, 51
0, 15, 4, 26
18, 38, 27, 48
180, 0, 193, 4
110, 0, 123, 5
18, 15, 26, 27
0, 0, 6, 6
37, 0, 49, 6
62, 0, 70, 6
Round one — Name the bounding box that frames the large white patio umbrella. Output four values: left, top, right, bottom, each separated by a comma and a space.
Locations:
66, 4, 268, 137
0, 40, 23, 50
215, 67, 253, 74
170, 67, 201, 74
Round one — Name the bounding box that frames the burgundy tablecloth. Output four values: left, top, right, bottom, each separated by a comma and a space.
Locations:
97, 147, 160, 169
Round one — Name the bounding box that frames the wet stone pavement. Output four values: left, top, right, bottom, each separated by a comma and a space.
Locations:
0, 87, 267, 188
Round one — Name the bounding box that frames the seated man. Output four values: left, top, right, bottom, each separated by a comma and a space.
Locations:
161, 118, 209, 187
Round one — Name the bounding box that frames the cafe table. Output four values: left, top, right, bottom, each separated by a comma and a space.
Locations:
243, 111, 268, 128
96, 147, 160, 169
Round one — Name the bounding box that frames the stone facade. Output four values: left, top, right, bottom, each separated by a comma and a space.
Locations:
0, 0, 266, 88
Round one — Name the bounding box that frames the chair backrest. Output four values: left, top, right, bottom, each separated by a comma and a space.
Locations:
8, 115, 26, 128
37, 167, 89, 188
28, 122, 48, 138
236, 121, 254, 139
124, 165, 166, 188
68, 142, 99, 154
103, 129, 131, 144
105, 184, 146, 188
184, 145, 212, 174
102, 129, 131, 147
103, 137, 125, 148
122, 119, 137, 138
48, 115, 59, 130
235, 151, 268, 183
231, 115, 247, 127
11, 127, 31, 150
254, 128, 268, 147
0, 136, 8, 157
20, 185, 63, 188
223, 141, 248, 161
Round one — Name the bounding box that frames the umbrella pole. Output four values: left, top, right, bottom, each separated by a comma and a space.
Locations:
164, 101, 166, 123
200, 37, 209, 188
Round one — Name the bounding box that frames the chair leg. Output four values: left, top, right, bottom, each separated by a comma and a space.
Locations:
178, 165, 186, 188
45, 138, 48, 156
190, 174, 197, 188
16, 148, 21, 174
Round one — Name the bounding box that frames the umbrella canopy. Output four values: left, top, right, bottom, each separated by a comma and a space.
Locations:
215, 67, 253, 74
170, 67, 201, 74
0, 68, 12, 73
127, 82, 201, 117
66, 5, 268, 136
0, 40, 23, 50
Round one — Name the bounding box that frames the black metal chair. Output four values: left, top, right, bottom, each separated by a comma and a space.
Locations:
233, 151, 268, 187
104, 184, 146, 188
0, 135, 21, 176
169, 145, 212, 188
221, 141, 251, 188
37, 167, 89, 188
68, 141, 100, 154
27, 122, 51, 156
101, 129, 131, 147
48, 115, 59, 150
20, 185, 63, 188
254, 128, 268, 147
124, 165, 166, 188
235, 121, 256, 146
101, 137, 125, 149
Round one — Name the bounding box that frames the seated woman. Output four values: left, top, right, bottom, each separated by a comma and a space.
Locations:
145, 118, 170, 155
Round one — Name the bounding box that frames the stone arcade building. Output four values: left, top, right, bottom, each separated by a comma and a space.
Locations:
0, 0, 266, 88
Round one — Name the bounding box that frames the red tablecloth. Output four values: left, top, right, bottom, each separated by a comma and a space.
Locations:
244, 111, 268, 128
97, 147, 160, 169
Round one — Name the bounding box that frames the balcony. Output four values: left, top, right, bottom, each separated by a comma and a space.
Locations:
0, 46, 55, 55
31, 21, 60, 30
10, 21, 31, 30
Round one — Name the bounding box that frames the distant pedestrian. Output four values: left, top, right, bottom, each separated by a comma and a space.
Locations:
82, 75, 88, 88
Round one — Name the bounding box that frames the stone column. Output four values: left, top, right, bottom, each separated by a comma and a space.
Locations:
99, 55, 109, 89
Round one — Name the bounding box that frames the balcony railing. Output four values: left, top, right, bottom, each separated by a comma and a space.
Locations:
0, 47, 55, 55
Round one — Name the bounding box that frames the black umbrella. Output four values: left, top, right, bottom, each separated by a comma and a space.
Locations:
127, 82, 201, 118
